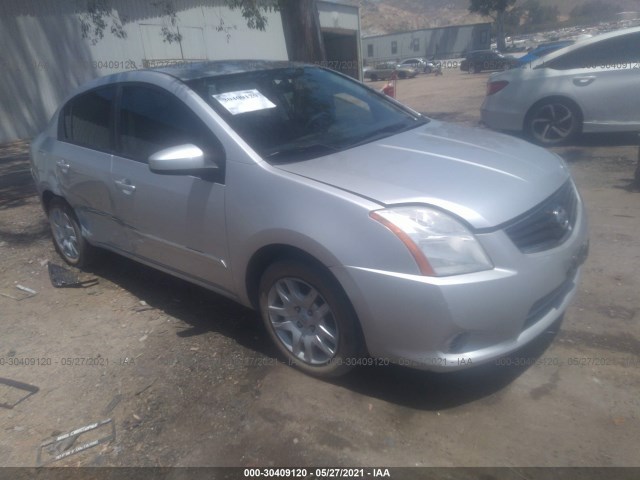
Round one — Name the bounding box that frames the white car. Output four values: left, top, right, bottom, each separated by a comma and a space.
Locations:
481, 27, 640, 146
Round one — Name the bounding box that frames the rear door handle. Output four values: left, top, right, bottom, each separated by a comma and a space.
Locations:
573, 76, 596, 87
114, 178, 136, 195
56, 159, 70, 174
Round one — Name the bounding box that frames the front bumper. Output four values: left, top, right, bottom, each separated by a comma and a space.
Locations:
331, 199, 589, 372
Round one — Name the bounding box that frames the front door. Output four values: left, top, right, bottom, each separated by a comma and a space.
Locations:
111, 84, 232, 293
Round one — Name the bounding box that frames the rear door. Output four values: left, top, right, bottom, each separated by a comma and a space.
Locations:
110, 83, 233, 292
546, 32, 640, 131
51, 85, 124, 247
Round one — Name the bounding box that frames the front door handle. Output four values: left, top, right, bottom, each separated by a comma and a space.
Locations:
114, 178, 136, 195
573, 76, 596, 87
56, 159, 70, 174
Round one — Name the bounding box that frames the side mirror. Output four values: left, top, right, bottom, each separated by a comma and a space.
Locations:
148, 144, 220, 175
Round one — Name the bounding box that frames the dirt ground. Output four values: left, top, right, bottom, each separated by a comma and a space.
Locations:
1, 69, 639, 469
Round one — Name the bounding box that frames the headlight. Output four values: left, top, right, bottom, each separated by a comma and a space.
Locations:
371, 206, 493, 277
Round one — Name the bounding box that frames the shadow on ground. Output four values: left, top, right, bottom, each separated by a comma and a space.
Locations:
85, 251, 557, 411
332, 320, 560, 411
0, 140, 36, 211
88, 251, 275, 358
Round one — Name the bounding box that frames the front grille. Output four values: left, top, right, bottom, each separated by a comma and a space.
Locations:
505, 181, 578, 253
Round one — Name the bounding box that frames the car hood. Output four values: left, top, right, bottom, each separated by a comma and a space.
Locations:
275, 121, 570, 229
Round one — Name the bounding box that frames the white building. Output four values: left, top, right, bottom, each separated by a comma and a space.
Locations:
0, 0, 360, 143
363, 23, 492, 65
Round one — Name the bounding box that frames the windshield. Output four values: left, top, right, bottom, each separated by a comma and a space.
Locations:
187, 67, 428, 163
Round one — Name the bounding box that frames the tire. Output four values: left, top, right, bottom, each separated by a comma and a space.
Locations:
370, 73, 378, 81
525, 99, 582, 146
258, 259, 363, 377
398, 71, 407, 79
48, 198, 95, 268
472, 63, 481, 74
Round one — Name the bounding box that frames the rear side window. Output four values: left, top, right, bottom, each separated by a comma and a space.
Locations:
118, 85, 218, 162
59, 86, 116, 151
546, 32, 640, 70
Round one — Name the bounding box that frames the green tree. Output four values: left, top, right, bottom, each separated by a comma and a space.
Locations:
503, 5, 523, 36
77, 0, 127, 45
524, 0, 558, 27
468, 0, 517, 52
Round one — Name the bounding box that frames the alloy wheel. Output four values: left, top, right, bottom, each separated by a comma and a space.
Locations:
266, 277, 339, 365
530, 103, 576, 144
50, 207, 80, 261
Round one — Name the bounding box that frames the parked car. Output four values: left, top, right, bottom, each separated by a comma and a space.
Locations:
31, 60, 589, 378
364, 62, 418, 81
460, 50, 519, 73
517, 40, 575, 67
482, 27, 640, 146
397, 57, 436, 73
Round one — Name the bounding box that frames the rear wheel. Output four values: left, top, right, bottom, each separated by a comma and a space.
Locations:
369, 73, 378, 81
258, 260, 363, 377
48, 198, 95, 268
525, 99, 582, 146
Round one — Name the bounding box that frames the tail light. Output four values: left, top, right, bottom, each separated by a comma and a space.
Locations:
487, 80, 509, 96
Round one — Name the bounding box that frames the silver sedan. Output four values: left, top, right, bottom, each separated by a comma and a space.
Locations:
31, 60, 589, 377
481, 27, 640, 146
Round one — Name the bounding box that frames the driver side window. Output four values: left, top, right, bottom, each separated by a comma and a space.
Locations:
118, 85, 222, 164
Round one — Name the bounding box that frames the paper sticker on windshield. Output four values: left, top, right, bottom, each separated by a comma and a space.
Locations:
212, 89, 276, 115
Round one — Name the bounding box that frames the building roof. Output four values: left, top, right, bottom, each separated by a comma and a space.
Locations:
362, 22, 492, 40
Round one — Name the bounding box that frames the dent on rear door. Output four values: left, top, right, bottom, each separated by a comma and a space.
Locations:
51, 84, 122, 247
52, 142, 118, 246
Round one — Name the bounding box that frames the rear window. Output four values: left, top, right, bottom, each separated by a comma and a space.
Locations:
59, 86, 116, 152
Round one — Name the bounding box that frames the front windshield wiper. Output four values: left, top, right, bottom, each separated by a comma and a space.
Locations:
263, 142, 340, 163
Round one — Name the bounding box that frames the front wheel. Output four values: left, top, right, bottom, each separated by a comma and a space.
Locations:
258, 260, 363, 377
525, 100, 582, 146
48, 198, 95, 268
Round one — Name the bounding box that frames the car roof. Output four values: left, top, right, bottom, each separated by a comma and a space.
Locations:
529, 26, 640, 67
58, 60, 315, 106
149, 59, 307, 81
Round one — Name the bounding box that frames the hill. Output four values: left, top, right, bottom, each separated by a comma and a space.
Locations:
358, 0, 640, 36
